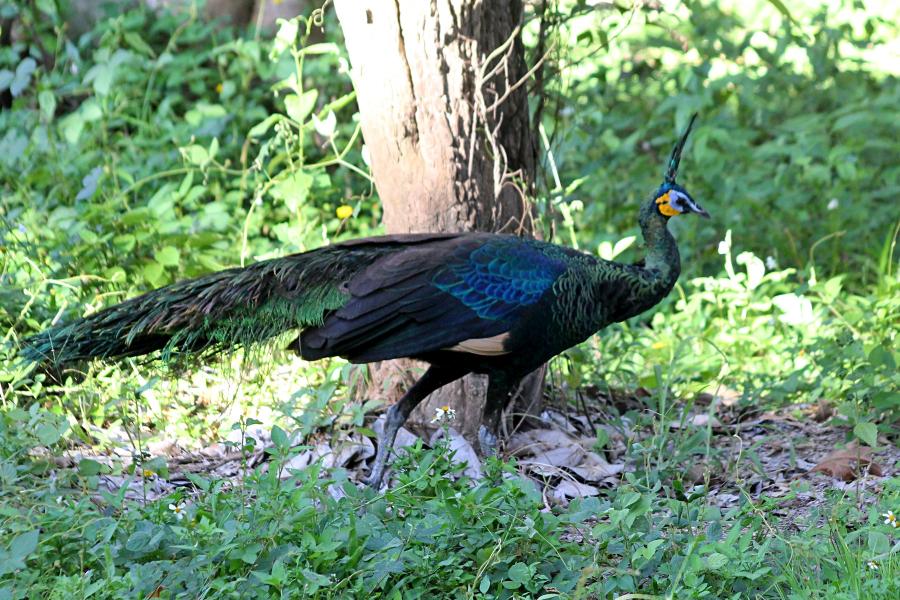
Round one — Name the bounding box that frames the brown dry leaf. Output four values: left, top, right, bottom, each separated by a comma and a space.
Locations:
509, 428, 624, 482
552, 479, 599, 501
810, 442, 884, 482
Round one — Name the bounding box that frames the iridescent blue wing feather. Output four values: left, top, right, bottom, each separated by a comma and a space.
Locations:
300, 235, 568, 361
433, 238, 566, 321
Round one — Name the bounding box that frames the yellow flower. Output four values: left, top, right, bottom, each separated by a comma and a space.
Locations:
215, 82, 223, 94
651, 341, 667, 350
142, 469, 156, 479
336, 205, 353, 220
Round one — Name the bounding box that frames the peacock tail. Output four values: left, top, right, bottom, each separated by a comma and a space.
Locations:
20, 234, 459, 366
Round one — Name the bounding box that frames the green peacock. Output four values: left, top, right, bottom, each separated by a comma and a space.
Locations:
22, 114, 708, 487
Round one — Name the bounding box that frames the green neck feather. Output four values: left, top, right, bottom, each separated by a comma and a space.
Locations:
638, 199, 680, 287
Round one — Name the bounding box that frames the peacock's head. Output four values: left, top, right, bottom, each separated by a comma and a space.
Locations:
650, 113, 709, 220
653, 181, 708, 219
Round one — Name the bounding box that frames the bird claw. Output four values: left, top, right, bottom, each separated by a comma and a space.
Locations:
478, 425, 498, 457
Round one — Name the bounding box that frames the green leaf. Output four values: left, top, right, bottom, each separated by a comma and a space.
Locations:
81, 99, 103, 122
9, 530, 39, 561
269, 170, 313, 212
143, 262, 165, 286
271, 425, 289, 450
36, 422, 61, 445
38, 90, 57, 121
706, 552, 729, 570
0, 69, 13, 91
240, 543, 262, 564
507, 562, 529, 584
155, 246, 180, 267
297, 43, 340, 56
249, 114, 280, 138
479, 576, 490, 594
853, 422, 878, 447
285, 90, 318, 123
125, 529, 157, 552
35, 0, 57, 17
273, 18, 299, 55
11, 57, 37, 97
85, 63, 113, 96
124, 32, 155, 57
868, 530, 890, 554
78, 459, 103, 476
183, 144, 209, 167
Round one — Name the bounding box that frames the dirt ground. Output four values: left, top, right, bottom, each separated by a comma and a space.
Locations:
46, 389, 896, 530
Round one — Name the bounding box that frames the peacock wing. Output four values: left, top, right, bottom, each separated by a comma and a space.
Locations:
299, 235, 568, 362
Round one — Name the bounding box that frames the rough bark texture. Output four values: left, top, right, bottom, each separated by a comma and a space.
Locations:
334, 0, 541, 441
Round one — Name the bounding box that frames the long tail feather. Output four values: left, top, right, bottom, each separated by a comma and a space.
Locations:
19, 247, 365, 367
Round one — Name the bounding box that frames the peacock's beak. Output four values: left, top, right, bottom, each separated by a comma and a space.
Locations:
685, 196, 710, 219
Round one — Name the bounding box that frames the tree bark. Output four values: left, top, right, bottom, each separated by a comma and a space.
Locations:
334, 0, 540, 442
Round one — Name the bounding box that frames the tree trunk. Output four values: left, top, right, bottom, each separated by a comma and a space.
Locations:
334, 0, 541, 443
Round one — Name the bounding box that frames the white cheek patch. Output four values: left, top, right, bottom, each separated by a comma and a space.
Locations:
669, 191, 686, 213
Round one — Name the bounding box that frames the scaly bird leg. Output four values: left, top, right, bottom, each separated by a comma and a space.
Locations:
478, 374, 515, 457
365, 365, 466, 488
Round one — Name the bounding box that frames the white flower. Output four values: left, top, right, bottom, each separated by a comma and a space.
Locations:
254, 196, 263, 207
312, 111, 336, 138
868, 560, 879, 571
430, 405, 457, 424
882, 511, 897, 527
169, 502, 186, 520
17, 223, 27, 234
765, 256, 778, 270
717, 230, 732, 255
827, 198, 839, 211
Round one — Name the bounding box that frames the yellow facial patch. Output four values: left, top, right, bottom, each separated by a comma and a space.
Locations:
655, 191, 680, 217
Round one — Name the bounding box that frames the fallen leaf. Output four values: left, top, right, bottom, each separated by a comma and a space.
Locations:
509, 428, 623, 482
810, 442, 884, 482
670, 414, 723, 429
552, 479, 599, 501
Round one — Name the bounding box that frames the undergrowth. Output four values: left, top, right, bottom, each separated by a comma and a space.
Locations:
1, 0, 898, 598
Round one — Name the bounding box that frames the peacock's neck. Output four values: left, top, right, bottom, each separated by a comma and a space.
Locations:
632, 202, 681, 308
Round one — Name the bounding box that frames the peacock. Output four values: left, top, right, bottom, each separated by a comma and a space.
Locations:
21, 114, 707, 488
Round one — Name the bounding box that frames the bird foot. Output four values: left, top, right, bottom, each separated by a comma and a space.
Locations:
363, 472, 383, 489
478, 425, 498, 457
364, 460, 387, 489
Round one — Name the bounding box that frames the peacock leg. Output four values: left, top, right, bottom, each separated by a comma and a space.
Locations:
478, 375, 514, 457
365, 365, 466, 488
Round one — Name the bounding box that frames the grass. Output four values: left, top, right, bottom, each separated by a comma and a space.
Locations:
1, 0, 899, 598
